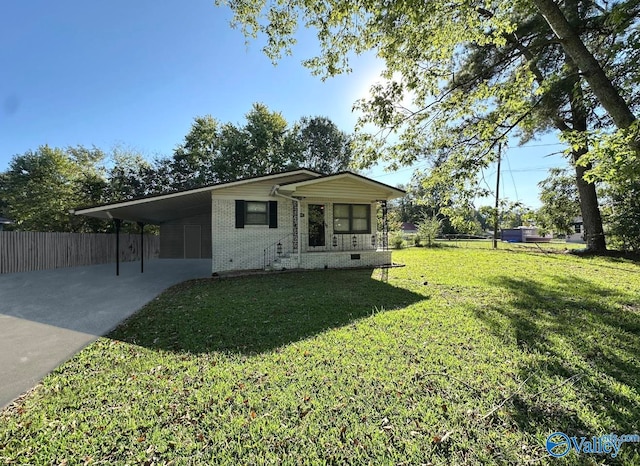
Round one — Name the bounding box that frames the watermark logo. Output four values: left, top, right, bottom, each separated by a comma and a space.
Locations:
546, 432, 571, 458
545, 432, 640, 458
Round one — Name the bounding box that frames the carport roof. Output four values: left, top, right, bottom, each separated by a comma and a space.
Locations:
74, 169, 322, 224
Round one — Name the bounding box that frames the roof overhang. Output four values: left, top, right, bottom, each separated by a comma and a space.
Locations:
74, 189, 214, 224
74, 169, 321, 224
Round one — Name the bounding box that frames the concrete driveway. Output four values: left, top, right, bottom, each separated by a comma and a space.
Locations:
0, 259, 211, 409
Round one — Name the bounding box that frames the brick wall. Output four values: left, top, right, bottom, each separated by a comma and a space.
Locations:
211, 196, 294, 273
299, 250, 392, 269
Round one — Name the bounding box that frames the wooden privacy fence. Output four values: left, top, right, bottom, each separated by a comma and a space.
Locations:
0, 231, 160, 274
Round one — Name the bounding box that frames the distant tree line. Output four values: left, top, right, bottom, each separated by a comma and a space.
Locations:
391, 168, 638, 251
0, 103, 352, 233
388, 176, 534, 239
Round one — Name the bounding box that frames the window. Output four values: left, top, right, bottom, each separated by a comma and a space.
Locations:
235, 200, 278, 228
333, 204, 371, 234
574, 223, 582, 233
245, 201, 268, 225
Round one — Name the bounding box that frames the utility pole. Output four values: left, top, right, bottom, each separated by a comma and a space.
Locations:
493, 143, 502, 249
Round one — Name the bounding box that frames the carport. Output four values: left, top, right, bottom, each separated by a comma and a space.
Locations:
74, 187, 214, 275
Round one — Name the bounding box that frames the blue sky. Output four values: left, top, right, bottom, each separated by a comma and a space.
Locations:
1, 0, 568, 208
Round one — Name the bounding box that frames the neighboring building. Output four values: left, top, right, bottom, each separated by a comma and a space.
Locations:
0, 216, 13, 231
566, 216, 586, 243
75, 169, 405, 274
501, 226, 553, 243
401, 222, 418, 237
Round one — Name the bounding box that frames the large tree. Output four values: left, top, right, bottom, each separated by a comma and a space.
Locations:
170, 115, 221, 190
420, 0, 609, 249
213, 103, 300, 181
169, 104, 354, 186
107, 148, 162, 201
293, 116, 353, 174
532, 0, 639, 134
0, 146, 109, 232
217, 0, 640, 252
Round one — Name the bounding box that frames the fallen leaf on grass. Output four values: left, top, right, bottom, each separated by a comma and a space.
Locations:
432, 431, 453, 444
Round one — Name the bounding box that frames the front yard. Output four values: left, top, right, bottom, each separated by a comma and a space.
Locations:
1, 247, 639, 464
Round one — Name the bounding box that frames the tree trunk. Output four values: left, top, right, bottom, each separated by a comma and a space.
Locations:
533, 0, 637, 131
572, 155, 606, 250
563, 0, 607, 252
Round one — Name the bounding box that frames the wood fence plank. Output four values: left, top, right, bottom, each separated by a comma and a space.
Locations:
0, 232, 160, 273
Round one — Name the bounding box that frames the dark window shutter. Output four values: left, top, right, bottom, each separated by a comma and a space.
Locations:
235, 200, 245, 228
269, 201, 278, 228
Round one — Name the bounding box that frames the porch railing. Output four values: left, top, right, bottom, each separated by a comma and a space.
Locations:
301, 232, 388, 252
263, 234, 295, 269
263, 231, 389, 269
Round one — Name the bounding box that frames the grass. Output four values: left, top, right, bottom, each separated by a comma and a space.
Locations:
1, 247, 639, 465
435, 238, 586, 251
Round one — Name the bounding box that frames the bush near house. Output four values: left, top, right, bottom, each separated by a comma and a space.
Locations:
1, 247, 638, 465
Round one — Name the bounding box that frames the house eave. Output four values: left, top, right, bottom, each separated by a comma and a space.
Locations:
74, 169, 323, 223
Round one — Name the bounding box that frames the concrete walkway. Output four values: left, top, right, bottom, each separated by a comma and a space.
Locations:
0, 259, 211, 409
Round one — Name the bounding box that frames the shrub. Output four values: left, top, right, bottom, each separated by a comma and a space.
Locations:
391, 233, 405, 249
417, 215, 442, 247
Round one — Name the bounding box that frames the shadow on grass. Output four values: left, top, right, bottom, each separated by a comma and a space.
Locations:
108, 268, 427, 355
473, 274, 640, 445
514, 248, 640, 274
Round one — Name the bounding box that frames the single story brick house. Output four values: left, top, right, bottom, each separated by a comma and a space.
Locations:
75, 169, 405, 274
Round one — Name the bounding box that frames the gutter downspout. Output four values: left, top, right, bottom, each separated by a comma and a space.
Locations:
271, 185, 301, 267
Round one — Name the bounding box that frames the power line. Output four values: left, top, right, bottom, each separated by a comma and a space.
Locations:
504, 152, 519, 202
504, 168, 555, 172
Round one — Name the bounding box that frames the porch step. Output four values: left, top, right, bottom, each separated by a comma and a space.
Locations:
270, 255, 299, 270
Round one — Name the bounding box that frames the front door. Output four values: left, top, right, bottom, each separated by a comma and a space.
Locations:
308, 204, 326, 247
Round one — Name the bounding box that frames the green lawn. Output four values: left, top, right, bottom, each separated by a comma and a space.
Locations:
1, 247, 639, 465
